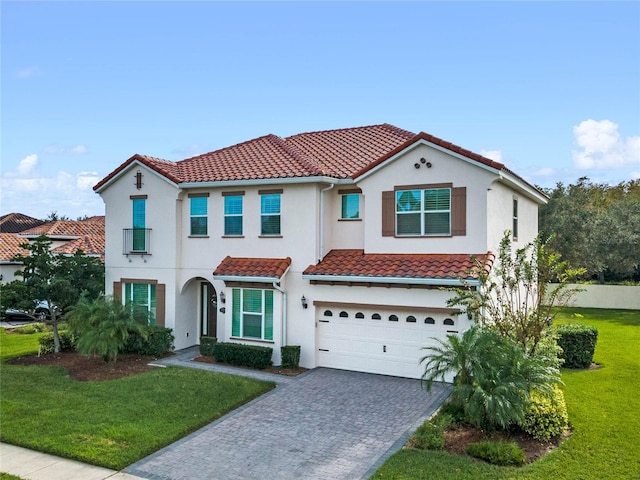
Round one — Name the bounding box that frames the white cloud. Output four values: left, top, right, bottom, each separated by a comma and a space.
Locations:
631, 171, 640, 180
16, 154, 39, 176
16, 66, 41, 79
572, 119, 640, 169
43, 144, 88, 155
0, 156, 103, 219
480, 149, 503, 163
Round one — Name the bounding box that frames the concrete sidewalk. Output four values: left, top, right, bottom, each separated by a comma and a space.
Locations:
0, 443, 147, 480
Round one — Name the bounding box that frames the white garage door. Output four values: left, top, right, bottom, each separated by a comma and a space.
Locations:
316, 306, 462, 379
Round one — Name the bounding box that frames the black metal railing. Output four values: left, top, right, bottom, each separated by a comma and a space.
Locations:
123, 228, 152, 255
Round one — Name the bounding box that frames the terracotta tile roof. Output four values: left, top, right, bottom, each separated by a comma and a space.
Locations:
94, 124, 543, 198
0, 233, 30, 262
51, 234, 105, 260
303, 249, 494, 282
20, 217, 105, 238
0, 213, 45, 233
213, 256, 292, 280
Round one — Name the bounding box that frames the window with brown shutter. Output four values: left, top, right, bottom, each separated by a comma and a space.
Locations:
451, 187, 467, 236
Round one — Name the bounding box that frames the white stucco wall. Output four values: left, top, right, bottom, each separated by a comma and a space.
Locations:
357, 143, 497, 255
565, 284, 640, 310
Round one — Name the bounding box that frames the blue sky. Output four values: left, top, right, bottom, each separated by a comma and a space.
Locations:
2, 1, 639, 219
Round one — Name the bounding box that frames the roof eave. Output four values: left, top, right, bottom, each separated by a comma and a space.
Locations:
212, 275, 282, 283
301, 274, 479, 287
94, 156, 180, 194
179, 176, 354, 189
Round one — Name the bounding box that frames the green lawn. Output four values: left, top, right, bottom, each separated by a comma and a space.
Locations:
0, 329, 275, 470
372, 308, 640, 480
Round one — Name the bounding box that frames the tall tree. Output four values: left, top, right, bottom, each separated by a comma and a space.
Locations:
12, 235, 105, 352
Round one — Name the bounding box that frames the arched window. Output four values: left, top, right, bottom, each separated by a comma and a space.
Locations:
371, 313, 381, 320
323, 310, 333, 317
339, 311, 349, 318
424, 317, 435, 324
355, 312, 365, 319
444, 318, 455, 326
389, 314, 399, 322
406, 315, 417, 323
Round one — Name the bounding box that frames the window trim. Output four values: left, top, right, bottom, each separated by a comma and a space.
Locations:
224, 195, 243, 236
340, 193, 361, 220
260, 192, 281, 236
512, 197, 519, 241
231, 288, 274, 341
395, 187, 452, 236
189, 196, 208, 236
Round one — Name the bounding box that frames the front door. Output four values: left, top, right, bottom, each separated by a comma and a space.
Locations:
200, 282, 217, 338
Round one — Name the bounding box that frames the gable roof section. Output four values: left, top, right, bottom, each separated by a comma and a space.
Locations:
303, 249, 494, 286
20, 217, 105, 238
0, 213, 45, 233
0, 233, 30, 262
213, 256, 292, 283
51, 234, 105, 260
94, 123, 543, 199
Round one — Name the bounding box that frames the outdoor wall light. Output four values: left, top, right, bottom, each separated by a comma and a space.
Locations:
301, 295, 308, 309
219, 292, 226, 304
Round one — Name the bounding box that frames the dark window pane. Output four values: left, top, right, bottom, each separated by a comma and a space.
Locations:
191, 217, 207, 235
225, 216, 242, 235
261, 215, 281, 235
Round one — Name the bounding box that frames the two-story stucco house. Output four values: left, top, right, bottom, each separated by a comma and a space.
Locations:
94, 124, 546, 379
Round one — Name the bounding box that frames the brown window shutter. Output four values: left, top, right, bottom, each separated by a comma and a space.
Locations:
382, 191, 395, 236
451, 187, 467, 236
113, 282, 122, 301
156, 284, 166, 327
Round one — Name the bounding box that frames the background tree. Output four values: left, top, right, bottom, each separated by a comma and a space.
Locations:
11, 235, 105, 352
539, 178, 640, 282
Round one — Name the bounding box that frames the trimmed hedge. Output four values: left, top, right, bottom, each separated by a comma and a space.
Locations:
520, 385, 569, 441
123, 326, 175, 357
213, 342, 273, 369
466, 440, 525, 466
556, 323, 598, 368
199, 336, 217, 356
38, 331, 75, 355
281, 345, 301, 369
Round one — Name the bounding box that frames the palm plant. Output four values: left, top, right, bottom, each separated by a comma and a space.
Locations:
68, 296, 148, 363
421, 326, 560, 432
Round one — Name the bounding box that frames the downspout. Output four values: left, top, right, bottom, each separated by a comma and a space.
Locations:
273, 265, 290, 346
319, 183, 335, 262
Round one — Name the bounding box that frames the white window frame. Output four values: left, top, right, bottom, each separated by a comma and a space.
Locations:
395, 187, 451, 236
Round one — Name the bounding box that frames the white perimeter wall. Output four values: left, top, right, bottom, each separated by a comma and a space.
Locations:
565, 284, 640, 310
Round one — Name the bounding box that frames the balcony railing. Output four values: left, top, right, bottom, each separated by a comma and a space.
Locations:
123, 228, 152, 255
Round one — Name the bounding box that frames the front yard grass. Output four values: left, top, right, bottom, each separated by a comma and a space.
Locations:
0, 329, 275, 470
372, 308, 640, 480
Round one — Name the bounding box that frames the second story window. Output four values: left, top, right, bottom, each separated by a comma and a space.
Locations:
396, 188, 451, 236
189, 196, 208, 236
224, 195, 243, 236
513, 198, 519, 241
260, 192, 281, 236
132, 197, 146, 251
341, 194, 360, 219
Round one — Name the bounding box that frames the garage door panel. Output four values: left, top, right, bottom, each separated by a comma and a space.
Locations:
317, 306, 460, 379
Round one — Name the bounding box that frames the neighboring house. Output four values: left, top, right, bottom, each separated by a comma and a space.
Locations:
94, 124, 546, 379
0, 216, 105, 283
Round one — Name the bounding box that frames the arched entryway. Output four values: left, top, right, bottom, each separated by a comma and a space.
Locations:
200, 281, 217, 338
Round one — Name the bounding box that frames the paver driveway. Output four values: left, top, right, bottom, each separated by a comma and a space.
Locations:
126, 368, 451, 480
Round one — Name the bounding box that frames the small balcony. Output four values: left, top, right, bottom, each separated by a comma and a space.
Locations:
123, 228, 152, 256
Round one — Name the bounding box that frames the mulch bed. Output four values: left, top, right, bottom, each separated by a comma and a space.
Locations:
442, 424, 570, 464
193, 355, 307, 376
8, 352, 161, 381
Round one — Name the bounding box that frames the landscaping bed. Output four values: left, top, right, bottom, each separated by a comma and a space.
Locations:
8, 352, 161, 381
193, 355, 307, 376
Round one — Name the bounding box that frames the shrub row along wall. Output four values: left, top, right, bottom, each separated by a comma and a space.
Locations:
561, 284, 640, 310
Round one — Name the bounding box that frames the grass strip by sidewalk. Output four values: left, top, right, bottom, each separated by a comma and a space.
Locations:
371, 308, 640, 480
0, 329, 275, 470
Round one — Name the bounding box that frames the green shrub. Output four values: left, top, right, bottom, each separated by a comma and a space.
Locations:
199, 336, 217, 356
38, 331, 75, 355
281, 345, 301, 369
556, 323, 598, 368
520, 385, 569, 441
124, 326, 175, 356
466, 440, 525, 466
11, 322, 47, 334
410, 421, 445, 450
213, 342, 273, 369
438, 401, 467, 423
432, 412, 457, 430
